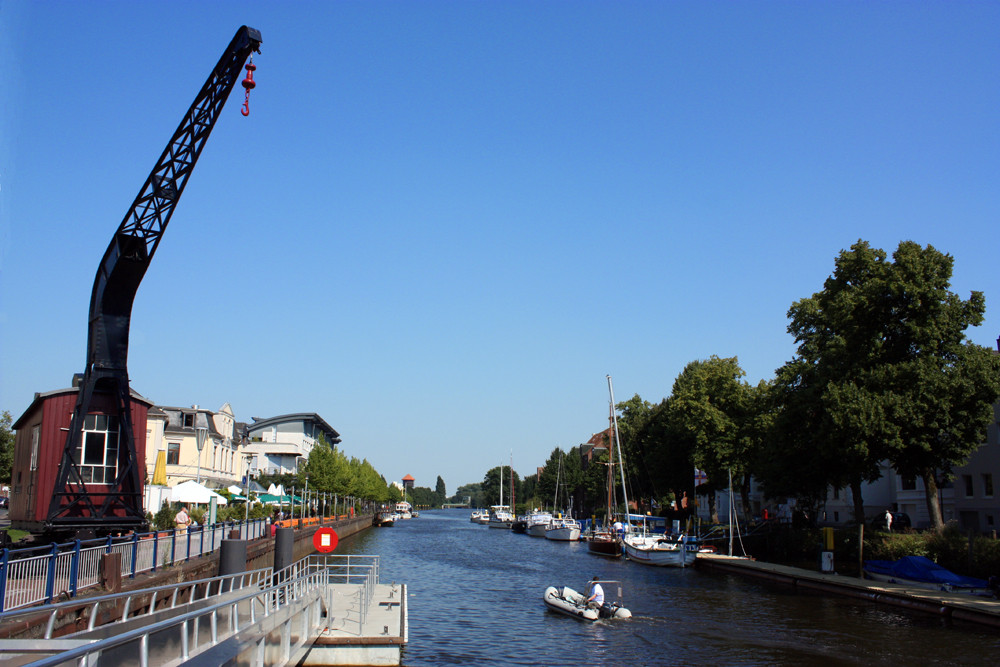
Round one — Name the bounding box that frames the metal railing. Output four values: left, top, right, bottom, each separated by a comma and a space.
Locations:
0, 554, 383, 667
0, 566, 273, 639
0, 519, 268, 612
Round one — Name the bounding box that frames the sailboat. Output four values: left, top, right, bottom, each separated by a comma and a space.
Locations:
608, 375, 699, 567
545, 452, 581, 541
588, 384, 624, 557
488, 460, 514, 528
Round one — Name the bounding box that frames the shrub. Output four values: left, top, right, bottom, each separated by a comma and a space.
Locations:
153, 501, 176, 531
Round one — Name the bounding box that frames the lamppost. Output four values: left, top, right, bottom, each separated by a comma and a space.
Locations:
304, 474, 309, 518
243, 454, 253, 525
195, 425, 208, 484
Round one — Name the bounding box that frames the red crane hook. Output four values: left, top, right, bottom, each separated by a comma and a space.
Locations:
241, 57, 256, 117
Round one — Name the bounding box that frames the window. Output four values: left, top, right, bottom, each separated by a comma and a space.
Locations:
901, 476, 916, 491
963, 475, 974, 498
183, 414, 194, 428
77, 414, 119, 484
832, 487, 840, 500
983, 474, 994, 498
29, 425, 40, 471
987, 515, 995, 527
167, 442, 180, 465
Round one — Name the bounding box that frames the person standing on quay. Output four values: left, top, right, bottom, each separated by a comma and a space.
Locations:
175, 504, 192, 535
885, 509, 893, 533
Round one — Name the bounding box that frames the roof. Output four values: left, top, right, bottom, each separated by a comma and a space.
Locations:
247, 413, 341, 444
402, 474, 414, 481
14, 386, 153, 430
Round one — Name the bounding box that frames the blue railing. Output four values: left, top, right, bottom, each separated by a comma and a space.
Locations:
0, 519, 268, 612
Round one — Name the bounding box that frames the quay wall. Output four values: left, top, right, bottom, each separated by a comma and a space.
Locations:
0, 514, 374, 640
697, 553, 1000, 630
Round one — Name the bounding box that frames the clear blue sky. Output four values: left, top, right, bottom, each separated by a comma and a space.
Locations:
2, 2, 998, 494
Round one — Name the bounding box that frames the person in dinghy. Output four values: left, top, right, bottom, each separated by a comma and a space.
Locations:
586, 576, 604, 611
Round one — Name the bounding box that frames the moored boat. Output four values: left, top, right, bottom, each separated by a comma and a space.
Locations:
525, 510, 553, 537
863, 556, 991, 594
374, 511, 395, 527
545, 516, 582, 541
487, 504, 514, 528
543, 583, 632, 621
587, 530, 622, 557
622, 533, 698, 567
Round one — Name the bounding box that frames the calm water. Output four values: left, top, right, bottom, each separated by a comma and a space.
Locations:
338, 509, 998, 666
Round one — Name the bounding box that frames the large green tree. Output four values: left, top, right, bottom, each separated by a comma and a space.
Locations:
782, 240, 1000, 529
665, 356, 748, 523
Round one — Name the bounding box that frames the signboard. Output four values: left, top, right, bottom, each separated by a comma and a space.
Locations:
313, 527, 339, 553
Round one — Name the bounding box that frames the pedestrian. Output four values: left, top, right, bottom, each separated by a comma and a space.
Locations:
174, 504, 191, 535
885, 509, 893, 532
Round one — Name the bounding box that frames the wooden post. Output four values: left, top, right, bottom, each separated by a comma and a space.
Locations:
858, 523, 864, 579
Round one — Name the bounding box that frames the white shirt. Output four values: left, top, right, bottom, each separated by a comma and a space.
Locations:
589, 582, 604, 605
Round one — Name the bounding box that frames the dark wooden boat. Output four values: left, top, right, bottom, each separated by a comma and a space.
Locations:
587, 531, 622, 557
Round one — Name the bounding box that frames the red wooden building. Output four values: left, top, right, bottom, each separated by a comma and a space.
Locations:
10, 384, 151, 533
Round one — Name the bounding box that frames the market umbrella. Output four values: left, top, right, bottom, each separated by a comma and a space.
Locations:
169, 480, 228, 505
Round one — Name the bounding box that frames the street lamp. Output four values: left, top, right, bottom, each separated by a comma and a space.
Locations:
195, 424, 208, 484
243, 454, 253, 525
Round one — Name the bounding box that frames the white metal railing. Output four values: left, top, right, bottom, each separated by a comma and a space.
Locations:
0, 555, 381, 667
0, 567, 273, 639
0, 519, 268, 612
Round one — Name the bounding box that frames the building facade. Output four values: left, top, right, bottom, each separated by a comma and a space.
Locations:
244, 413, 340, 477
145, 402, 248, 489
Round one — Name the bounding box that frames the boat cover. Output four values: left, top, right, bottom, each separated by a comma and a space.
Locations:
864, 556, 988, 589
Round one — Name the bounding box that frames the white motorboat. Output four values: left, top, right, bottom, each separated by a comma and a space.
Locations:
545, 516, 582, 541
622, 533, 698, 567
470, 509, 487, 523
543, 583, 632, 621
487, 504, 514, 528
525, 510, 553, 537
395, 500, 412, 519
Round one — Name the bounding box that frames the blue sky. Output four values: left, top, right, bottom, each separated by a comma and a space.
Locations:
2, 2, 998, 494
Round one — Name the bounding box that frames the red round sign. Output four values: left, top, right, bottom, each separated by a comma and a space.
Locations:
313, 527, 339, 553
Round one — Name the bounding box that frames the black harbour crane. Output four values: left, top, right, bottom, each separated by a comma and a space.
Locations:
46, 26, 262, 535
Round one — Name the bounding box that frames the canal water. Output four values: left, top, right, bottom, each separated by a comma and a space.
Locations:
338, 509, 998, 666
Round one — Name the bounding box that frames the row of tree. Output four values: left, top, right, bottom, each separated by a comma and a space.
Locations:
473, 241, 1000, 531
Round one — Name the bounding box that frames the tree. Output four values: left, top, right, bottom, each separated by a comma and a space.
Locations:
435, 476, 447, 505
665, 356, 748, 523
481, 466, 521, 507
783, 240, 1000, 529
0, 411, 13, 484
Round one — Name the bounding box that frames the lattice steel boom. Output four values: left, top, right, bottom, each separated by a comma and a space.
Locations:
47, 26, 262, 533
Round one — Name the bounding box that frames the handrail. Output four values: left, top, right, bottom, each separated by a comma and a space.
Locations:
0, 566, 273, 638
0, 553, 382, 667
0, 518, 269, 612
10, 567, 324, 666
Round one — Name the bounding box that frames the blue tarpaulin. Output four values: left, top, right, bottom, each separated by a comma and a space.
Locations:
864, 556, 988, 590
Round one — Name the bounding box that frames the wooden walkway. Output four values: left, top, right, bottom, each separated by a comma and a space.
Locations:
697, 553, 1000, 629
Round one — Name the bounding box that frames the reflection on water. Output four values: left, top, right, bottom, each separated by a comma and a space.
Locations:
337, 510, 999, 666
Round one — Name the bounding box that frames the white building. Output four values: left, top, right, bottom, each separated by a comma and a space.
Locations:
244, 413, 341, 477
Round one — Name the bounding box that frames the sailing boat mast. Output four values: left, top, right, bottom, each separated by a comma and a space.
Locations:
510, 451, 515, 514
607, 375, 631, 527
552, 452, 563, 512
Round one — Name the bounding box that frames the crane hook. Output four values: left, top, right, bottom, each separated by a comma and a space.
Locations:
241, 57, 256, 117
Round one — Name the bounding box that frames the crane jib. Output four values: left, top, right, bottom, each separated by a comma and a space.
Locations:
43, 27, 262, 535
